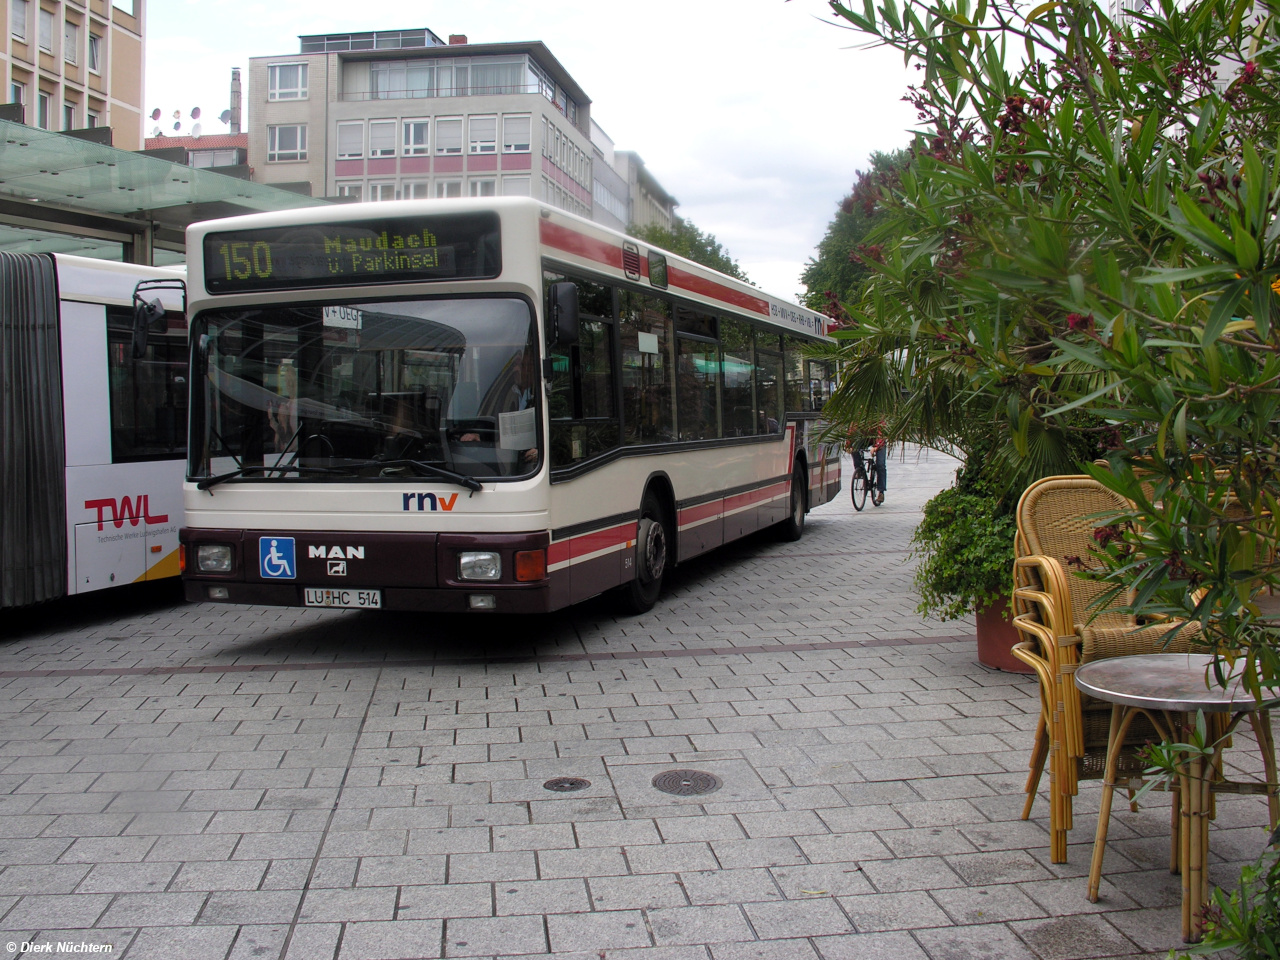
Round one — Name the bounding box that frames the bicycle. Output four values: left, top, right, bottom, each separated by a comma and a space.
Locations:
849, 445, 885, 511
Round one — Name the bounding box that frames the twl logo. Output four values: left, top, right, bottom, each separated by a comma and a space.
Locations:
84, 495, 169, 531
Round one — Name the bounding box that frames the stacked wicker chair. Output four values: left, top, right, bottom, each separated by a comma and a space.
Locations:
1009, 475, 1206, 864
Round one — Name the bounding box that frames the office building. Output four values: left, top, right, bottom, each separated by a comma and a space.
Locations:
2, 0, 145, 148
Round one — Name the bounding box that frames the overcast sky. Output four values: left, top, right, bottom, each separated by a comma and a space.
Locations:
144, 0, 917, 301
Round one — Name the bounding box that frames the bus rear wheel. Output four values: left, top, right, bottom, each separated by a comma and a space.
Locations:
616, 491, 670, 615
776, 465, 806, 542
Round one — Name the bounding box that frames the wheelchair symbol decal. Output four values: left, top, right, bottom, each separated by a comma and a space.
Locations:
259, 537, 296, 579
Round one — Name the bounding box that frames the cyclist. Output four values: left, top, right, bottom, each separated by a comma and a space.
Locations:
844, 420, 887, 502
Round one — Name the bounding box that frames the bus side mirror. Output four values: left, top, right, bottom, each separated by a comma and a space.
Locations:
131, 297, 165, 360
549, 282, 579, 347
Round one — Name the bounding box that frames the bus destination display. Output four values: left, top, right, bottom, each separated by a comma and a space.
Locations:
203, 212, 501, 294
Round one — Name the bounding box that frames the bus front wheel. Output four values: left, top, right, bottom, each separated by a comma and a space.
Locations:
616, 491, 669, 615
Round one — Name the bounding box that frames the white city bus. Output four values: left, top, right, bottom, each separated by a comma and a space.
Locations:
0, 253, 188, 608
178, 198, 840, 614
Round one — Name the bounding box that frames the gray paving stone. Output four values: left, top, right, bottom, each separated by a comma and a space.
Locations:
679, 868, 782, 905
812, 931, 930, 960
442, 914, 546, 957
1008, 913, 1141, 960
298, 887, 398, 923
647, 904, 754, 945
913, 922, 1041, 960
744, 897, 856, 938
123, 924, 237, 960
547, 909, 650, 952
587, 874, 688, 910
338, 919, 443, 960
98, 892, 207, 927
493, 878, 589, 916
2, 894, 112, 929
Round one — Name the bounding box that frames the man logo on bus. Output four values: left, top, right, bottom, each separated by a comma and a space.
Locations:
84, 495, 168, 531
259, 537, 296, 579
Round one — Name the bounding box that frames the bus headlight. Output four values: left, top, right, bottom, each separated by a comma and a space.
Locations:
458, 551, 501, 581
196, 543, 234, 573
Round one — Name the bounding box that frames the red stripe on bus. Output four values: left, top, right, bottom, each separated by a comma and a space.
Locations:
549, 521, 636, 565
540, 220, 623, 271
678, 500, 722, 526
667, 265, 771, 317
540, 221, 771, 318
723, 481, 788, 514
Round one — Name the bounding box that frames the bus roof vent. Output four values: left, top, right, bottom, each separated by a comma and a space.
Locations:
622, 242, 642, 282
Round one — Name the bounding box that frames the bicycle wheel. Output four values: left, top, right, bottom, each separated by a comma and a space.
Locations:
850, 458, 868, 511
870, 463, 885, 507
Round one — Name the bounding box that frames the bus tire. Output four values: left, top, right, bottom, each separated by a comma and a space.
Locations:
776, 465, 806, 542
616, 491, 670, 615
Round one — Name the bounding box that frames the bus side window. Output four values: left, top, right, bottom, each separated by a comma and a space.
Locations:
754, 332, 783, 435
619, 290, 674, 446
720, 317, 756, 437
784, 336, 807, 413
105, 307, 188, 463
808, 359, 835, 412
544, 272, 619, 465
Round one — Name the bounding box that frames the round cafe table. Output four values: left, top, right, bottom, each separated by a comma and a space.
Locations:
1074, 653, 1279, 942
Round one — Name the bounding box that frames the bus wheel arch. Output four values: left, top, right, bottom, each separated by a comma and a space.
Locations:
615, 475, 675, 615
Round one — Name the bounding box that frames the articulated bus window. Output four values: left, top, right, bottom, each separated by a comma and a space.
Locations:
106, 308, 187, 462
619, 290, 674, 445
720, 317, 756, 437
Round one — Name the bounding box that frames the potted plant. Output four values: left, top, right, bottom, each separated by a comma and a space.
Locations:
910, 463, 1028, 672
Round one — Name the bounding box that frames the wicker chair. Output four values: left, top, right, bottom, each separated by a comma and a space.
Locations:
1009, 475, 1206, 864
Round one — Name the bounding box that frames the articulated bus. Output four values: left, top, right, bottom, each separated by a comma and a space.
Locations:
0, 253, 188, 609
178, 198, 840, 614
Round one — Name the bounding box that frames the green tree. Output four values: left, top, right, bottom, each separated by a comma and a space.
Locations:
800, 148, 911, 313
631, 217, 751, 282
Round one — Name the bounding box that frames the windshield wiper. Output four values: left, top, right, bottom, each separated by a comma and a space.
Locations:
195, 464, 346, 492
369, 459, 484, 492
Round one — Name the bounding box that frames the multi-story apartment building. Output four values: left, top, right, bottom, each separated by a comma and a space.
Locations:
2, 0, 145, 148
248, 29, 596, 216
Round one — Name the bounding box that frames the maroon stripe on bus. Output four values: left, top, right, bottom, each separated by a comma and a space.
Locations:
549, 521, 636, 566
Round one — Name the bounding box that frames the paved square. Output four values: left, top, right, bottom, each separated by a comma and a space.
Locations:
0, 449, 1274, 959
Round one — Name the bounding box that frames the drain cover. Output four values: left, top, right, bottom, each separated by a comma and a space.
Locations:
543, 777, 591, 792
652, 769, 722, 796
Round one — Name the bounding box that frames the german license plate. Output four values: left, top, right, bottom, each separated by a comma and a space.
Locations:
303, 588, 382, 609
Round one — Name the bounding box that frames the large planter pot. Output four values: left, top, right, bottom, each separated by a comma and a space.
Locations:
975, 599, 1032, 673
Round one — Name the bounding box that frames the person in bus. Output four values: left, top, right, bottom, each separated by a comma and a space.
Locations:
459, 351, 538, 464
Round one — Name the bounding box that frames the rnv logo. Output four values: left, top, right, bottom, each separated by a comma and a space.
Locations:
402, 493, 459, 512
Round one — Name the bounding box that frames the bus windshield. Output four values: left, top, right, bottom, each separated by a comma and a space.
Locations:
190, 296, 540, 484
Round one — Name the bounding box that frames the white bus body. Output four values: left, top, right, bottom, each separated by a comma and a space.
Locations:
179, 198, 840, 613
0, 254, 188, 608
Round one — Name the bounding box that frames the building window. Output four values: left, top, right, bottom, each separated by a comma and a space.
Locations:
502, 176, 530, 197
435, 180, 461, 199
190, 148, 239, 168
64, 20, 77, 63
10, 0, 27, 40
88, 33, 101, 72
435, 117, 462, 155
469, 178, 496, 197
86, 108, 100, 128
111, 0, 136, 15
10, 81, 25, 107
369, 119, 396, 158
335, 182, 362, 201
36, 92, 49, 129
402, 119, 428, 155
268, 63, 308, 100
62, 102, 75, 130
402, 181, 429, 200
336, 122, 363, 159
267, 124, 307, 162
369, 182, 396, 202
38, 8, 52, 51
468, 115, 496, 154
502, 115, 530, 153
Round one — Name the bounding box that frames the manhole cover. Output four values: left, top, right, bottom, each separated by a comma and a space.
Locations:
652, 769, 722, 796
543, 777, 591, 792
